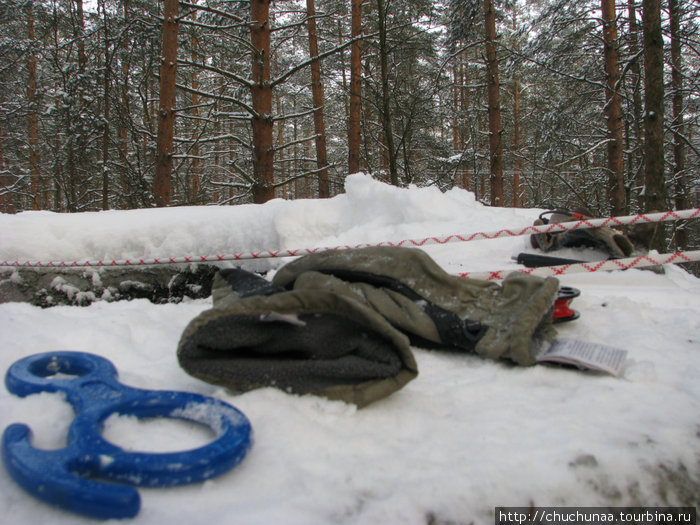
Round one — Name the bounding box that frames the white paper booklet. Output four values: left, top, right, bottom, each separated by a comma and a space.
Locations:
537, 338, 628, 377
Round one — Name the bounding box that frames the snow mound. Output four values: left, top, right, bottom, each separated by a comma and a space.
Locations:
0, 174, 528, 268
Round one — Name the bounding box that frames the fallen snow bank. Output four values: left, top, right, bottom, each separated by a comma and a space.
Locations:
0, 174, 532, 273
1, 174, 698, 524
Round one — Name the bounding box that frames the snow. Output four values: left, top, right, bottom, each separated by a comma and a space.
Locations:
1, 173, 698, 523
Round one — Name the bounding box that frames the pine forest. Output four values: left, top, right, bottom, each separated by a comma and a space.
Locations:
0, 0, 698, 252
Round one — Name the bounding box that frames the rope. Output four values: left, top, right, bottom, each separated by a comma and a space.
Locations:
460, 250, 700, 281
1, 208, 698, 270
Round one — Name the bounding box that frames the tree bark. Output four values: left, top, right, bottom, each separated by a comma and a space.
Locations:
101, 0, 110, 210
338, 19, 349, 120
601, 0, 625, 215
626, 0, 643, 206
67, 0, 87, 212
306, 0, 330, 197
119, 0, 130, 203
484, 0, 503, 206
348, 0, 362, 175
0, 104, 13, 213
452, 58, 462, 188
26, 1, 42, 210
275, 66, 285, 198
154, 0, 179, 206
511, 6, 521, 208
250, 0, 275, 203
460, 49, 470, 190
376, 0, 398, 186
642, 0, 667, 250
75, 0, 87, 70
668, 0, 688, 249
189, 6, 200, 204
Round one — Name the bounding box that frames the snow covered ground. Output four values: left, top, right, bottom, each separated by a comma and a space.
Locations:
1, 174, 698, 524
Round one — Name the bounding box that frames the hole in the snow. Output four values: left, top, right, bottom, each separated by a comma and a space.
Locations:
101, 414, 217, 453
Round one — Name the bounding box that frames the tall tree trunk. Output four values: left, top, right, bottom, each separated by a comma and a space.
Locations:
250, 0, 275, 203
376, 0, 398, 186
306, 0, 330, 197
478, 110, 486, 201
668, 0, 688, 250
601, 0, 625, 215
214, 75, 224, 202
154, 0, 179, 206
229, 119, 236, 202
26, 1, 42, 210
275, 69, 285, 198
627, 0, 643, 208
451, 52, 463, 189
189, 6, 200, 204
0, 106, 13, 213
69, 0, 87, 211
511, 5, 521, 208
101, 0, 110, 210
452, 57, 462, 188
146, 76, 157, 195
304, 140, 312, 198
338, 19, 349, 120
512, 81, 521, 208
293, 96, 299, 193
119, 0, 130, 203
642, 0, 667, 250
348, 0, 362, 175
459, 49, 470, 190
52, 90, 63, 210
484, 0, 503, 206
75, 0, 87, 70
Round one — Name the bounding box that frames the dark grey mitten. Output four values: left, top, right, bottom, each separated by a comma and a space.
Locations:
178, 270, 418, 408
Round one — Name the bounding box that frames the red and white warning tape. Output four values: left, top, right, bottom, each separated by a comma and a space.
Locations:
460, 250, 700, 281
1, 208, 698, 276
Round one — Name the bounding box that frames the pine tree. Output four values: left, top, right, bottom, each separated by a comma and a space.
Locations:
306, 0, 330, 197
642, 0, 666, 249
484, 0, 503, 205
668, 0, 688, 250
250, 0, 274, 203
601, 0, 625, 215
25, 0, 42, 209
154, 0, 179, 206
348, 0, 363, 175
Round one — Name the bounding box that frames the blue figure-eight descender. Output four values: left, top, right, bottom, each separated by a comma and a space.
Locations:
2, 351, 252, 519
